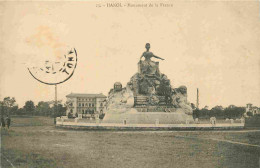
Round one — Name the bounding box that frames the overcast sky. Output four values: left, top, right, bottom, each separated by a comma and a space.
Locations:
0, 1, 259, 108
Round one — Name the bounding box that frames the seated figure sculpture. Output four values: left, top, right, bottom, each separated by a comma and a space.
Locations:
139, 43, 164, 77
138, 43, 165, 95
106, 82, 135, 113
172, 86, 193, 115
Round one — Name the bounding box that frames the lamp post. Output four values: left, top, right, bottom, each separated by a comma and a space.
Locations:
54, 84, 57, 124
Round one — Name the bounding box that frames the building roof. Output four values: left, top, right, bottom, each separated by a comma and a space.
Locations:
66, 93, 107, 98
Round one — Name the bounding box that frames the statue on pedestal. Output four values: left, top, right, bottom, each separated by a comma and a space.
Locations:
106, 43, 192, 115
139, 43, 164, 77
137, 43, 168, 96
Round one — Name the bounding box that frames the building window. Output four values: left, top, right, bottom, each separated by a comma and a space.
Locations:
79, 103, 81, 107
89, 103, 91, 107
82, 109, 84, 114
82, 103, 84, 107
85, 103, 88, 107
92, 103, 95, 107
100, 103, 103, 107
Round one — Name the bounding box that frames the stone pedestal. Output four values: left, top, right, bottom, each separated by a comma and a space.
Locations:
103, 108, 194, 124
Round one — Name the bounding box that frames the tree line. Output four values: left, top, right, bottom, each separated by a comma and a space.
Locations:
192, 104, 245, 119
0, 96, 247, 119
0, 97, 66, 117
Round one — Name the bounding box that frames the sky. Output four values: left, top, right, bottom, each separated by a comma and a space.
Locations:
0, 1, 259, 109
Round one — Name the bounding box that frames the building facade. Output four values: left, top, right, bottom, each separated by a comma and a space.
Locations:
246, 103, 260, 116
66, 93, 106, 117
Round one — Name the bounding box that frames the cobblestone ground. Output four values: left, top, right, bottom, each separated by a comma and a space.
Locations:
1, 116, 260, 168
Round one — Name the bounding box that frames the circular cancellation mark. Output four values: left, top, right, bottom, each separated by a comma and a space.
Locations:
28, 48, 78, 85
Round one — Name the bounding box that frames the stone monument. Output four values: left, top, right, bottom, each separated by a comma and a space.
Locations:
103, 43, 193, 124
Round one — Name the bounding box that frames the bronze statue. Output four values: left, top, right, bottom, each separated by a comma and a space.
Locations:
139, 43, 164, 76
140, 43, 165, 61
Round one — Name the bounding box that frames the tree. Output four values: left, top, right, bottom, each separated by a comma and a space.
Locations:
57, 104, 66, 117
51, 103, 66, 117
10, 105, 18, 115
3, 97, 16, 108
192, 108, 200, 119
0, 101, 7, 116
17, 108, 26, 115
202, 106, 209, 110
211, 105, 224, 118
24, 100, 35, 116
0, 97, 16, 115
246, 112, 253, 117
211, 105, 224, 111
35, 101, 51, 116
191, 103, 196, 110
224, 106, 245, 119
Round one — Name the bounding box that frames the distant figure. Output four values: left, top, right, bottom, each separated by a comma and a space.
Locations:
1, 116, 5, 128
6, 116, 11, 129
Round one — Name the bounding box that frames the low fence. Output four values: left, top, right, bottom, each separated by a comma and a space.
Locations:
56, 116, 245, 130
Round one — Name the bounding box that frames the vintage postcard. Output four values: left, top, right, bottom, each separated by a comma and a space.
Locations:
0, 0, 259, 168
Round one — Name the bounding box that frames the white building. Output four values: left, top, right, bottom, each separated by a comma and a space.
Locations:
66, 93, 106, 117
246, 103, 260, 116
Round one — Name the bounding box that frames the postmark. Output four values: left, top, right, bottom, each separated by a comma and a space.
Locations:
28, 48, 77, 85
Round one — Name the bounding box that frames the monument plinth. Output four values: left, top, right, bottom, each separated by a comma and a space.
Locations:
103, 43, 193, 124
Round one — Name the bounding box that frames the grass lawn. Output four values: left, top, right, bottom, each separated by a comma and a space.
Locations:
1, 116, 260, 168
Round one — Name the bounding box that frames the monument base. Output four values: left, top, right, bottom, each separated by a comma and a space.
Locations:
102, 108, 194, 124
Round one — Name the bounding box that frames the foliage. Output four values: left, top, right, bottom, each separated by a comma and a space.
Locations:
190, 103, 196, 110
24, 101, 35, 115
0, 96, 68, 117
193, 105, 246, 119
224, 106, 245, 119
35, 101, 51, 116
0, 97, 17, 115
3, 97, 16, 107
52, 104, 66, 117
246, 112, 253, 117
245, 114, 260, 127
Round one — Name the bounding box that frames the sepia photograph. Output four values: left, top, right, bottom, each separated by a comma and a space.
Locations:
0, 0, 260, 167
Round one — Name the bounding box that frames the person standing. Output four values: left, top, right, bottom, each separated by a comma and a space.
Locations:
6, 115, 11, 129
1, 116, 6, 129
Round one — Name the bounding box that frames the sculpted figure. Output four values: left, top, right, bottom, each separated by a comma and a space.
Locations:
114, 82, 122, 92
106, 82, 134, 113
108, 82, 123, 97
140, 43, 165, 61
172, 86, 193, 115
139, 43, 164, 76
156, 74, 171, 96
